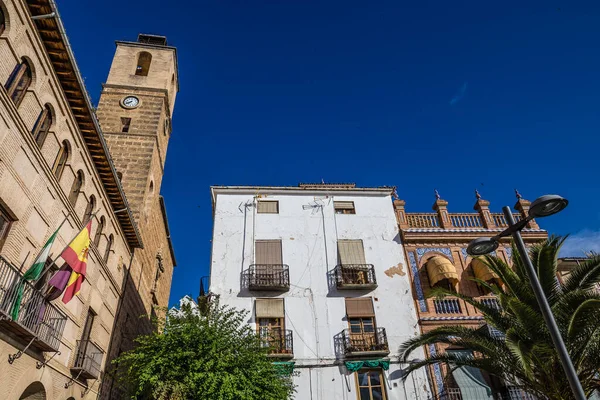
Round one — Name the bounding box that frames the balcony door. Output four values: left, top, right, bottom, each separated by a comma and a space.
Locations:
338, 240, 368, 284
258, 317, 283, 350
255, 298, 285, 353
345, 297, 377, 351
349, 317, 376, 349
254, 240, 283, 286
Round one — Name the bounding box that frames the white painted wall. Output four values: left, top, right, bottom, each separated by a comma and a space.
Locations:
210, 189, 430, 400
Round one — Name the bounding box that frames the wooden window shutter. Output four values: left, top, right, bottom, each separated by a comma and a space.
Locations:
257, 201, 279, 214
337, 240, 366, 264
255, 240, 283, 264
345, 297, 375, 317
334, 201, 354, 210
255, 298, 284, 318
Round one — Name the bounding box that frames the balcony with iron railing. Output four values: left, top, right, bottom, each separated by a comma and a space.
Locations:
334, 264, 377, 290
245, 264, 290, 291
259, 328, 294, 359
71, 339, 104, 379
0, 256, 66, 352
433, 298, 462, 314
405, 213, 523, 229
428, 386, 539, 400
341, 327, 389, 357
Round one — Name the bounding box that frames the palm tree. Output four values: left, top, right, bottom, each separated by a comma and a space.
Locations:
399, 236, 600, 400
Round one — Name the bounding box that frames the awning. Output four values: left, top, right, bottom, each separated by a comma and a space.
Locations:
471, 258, 502, 285
345, 359, 390, 372
448, 350, 493, 400
255, 298, 284, 318
345, 297, 374, 317
426, 256, 459, 287
273, 361, 295, 375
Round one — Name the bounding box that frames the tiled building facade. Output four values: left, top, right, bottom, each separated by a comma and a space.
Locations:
0, 1, 176, 399
394, 191, 547, 399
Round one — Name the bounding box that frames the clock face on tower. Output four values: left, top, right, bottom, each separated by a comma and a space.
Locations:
121, 96, 140, 109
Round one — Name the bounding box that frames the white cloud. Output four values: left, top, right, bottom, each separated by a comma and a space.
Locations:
560, 230, 600, 257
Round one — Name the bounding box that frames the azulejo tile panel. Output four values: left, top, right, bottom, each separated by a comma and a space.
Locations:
408, 252, 427, 312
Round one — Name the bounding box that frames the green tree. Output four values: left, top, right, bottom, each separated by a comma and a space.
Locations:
399, 237, 600, 400
114, 301, 295, 400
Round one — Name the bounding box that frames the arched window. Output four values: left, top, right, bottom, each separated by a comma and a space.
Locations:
135, 52, 152, 76
83, 195, 96, 223
19, 381, 46, 400
68, 170, 84, 206
94, 216, 105, 247
5, 58, 32, 107
32, 104, 52, 147
0, 6, 6, 36
52, 140, 69, 181
104, 234, 114, 263
116, 171, 123, 182
149, 180, 154, 195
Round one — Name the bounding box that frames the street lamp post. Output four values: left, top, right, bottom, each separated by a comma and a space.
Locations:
467, 195, 586, 400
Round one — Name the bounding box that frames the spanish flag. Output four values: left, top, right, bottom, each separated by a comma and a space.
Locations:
52, 221, 92, 304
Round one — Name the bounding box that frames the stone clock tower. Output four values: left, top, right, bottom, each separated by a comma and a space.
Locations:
96, 33, 178, 222
96, 34, 178, 399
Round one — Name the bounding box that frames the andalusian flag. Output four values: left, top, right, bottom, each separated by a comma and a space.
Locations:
10, 228, 60, 320
47, 220, 92, 304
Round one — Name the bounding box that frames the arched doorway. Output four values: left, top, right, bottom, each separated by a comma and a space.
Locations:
19, 381, 46, 400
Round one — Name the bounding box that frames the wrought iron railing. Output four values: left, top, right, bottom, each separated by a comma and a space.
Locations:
72, 339, 104, 379
334, 264, 377, 289
259, 328, 293, 357
0, 256, 66, 352
434, 298, 462, 314
341, 327, 389, 355
246, 264, 290, 290
479, 296, 502, 311
428, 387, 539, 400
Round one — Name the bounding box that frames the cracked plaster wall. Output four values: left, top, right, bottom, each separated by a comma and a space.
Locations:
210, 193, 430, 400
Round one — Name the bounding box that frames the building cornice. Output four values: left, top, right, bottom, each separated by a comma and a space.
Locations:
26, 0, 143, 248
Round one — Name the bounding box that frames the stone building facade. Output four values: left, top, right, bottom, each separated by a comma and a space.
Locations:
394, 191, 547, 399
0, 1, 176, 399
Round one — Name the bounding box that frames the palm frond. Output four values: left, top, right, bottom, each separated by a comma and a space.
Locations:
562, 253, 600, 293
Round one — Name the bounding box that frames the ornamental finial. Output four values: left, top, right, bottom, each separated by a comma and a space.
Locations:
434, 189, 441, 200
475, 189, 481, 200
515, 189, 522, 199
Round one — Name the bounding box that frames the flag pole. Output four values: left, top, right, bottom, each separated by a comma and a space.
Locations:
37, 209, 98, 285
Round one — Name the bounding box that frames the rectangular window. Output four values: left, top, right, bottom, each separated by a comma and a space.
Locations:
255, 240, 283, 265
121, 117, 131, 133
356, 369, 387, 400
334, 201, 355, 214
0, 204, 14, 252
338, 240, 367, 265
257, 200, 279, 214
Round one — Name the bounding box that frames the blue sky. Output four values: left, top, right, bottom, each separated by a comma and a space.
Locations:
56, 0, 600, 305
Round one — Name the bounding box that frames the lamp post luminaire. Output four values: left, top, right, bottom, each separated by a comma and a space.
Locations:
466, 194, 586, 400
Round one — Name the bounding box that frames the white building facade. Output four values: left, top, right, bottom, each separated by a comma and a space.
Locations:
209, 184, 430, 400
